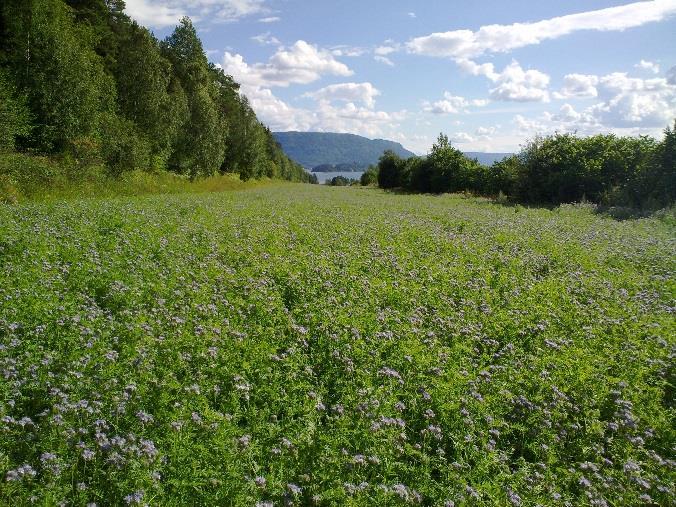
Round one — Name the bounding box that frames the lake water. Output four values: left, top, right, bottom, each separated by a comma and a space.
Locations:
311, 171, 365, 184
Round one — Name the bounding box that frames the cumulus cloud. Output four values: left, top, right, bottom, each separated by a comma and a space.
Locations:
304, 82, 381, 108
591, 72, 676, 127
635, 59, 660, 73
220, 41, 352, 88
423, 92, 489, 114
554, 74, 600, 99
123, 0, 185, 27
223, 78, 405, 138
457, 59, 550, 102
407, 1, 676, 59
451, 132, 474, 143
513, 70, 676, 141
124, 0, 270, 27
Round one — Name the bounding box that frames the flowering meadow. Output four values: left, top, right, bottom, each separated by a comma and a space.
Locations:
1, 185, 674, 506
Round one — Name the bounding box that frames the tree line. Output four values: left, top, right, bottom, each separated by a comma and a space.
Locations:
375, 126, 675, 209
0, 0, 315, 183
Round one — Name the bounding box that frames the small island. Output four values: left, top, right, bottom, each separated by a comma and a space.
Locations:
311, 162, 369, 173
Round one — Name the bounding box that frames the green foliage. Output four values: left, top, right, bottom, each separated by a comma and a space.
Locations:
377, 150, 405, 189
0, 185, 674, 505
0, 2, 308, 184
327, 175, 358, 186
381, 130, 675, 210
161, 18, 226, 178
360, 165, 379, 186
114, 23, 182, 170
99, 112, 152, 175
3, 0, 116, 151
0, 69, 31, 151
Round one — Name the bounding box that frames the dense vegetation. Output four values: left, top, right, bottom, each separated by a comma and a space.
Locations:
273, 131, 416, 169
377, 127, 676, 210
0, 0, 312, 197
1, 184, 674, 505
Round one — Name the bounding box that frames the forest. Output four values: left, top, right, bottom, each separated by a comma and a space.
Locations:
376, 128, 676, 210
0, 0, 315, 196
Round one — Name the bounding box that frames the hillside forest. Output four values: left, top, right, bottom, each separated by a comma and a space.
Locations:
0, 0, 315, 191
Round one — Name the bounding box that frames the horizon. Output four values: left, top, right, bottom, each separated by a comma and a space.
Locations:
124, 0, 676, 154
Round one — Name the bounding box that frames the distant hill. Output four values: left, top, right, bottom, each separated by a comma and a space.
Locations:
274, 132, 511, 169
464, 152, 512, 165
273, 132, 416, 169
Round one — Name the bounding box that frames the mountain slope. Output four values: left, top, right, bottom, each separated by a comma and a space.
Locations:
274, 132, 512, 169
273, 132, 416, 168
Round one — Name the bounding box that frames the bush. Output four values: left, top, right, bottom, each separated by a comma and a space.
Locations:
377, 150, 405, 189
360, 165, 379, 186
99, 113, 152, 176
328, 175, 357, 186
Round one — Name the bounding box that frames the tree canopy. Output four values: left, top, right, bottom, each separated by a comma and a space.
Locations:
0, 1, 312, 182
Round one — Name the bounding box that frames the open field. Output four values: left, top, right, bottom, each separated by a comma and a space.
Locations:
1, 185, 674, 505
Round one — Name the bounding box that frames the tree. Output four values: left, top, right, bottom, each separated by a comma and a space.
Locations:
116, 23, 186, 169
360, 165, 378, 186
377, 150, 404, 188
0, 69, 32, 151
2, 0, 116, 151
162, 17, 225, 177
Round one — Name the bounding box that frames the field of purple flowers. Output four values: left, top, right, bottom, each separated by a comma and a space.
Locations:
1, 185, 674, 505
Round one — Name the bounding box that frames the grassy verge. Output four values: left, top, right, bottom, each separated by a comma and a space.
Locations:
0, 152, 274, 203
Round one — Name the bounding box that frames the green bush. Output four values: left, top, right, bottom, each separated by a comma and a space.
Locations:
360, 165, 379, 186
100, 113, 152, 176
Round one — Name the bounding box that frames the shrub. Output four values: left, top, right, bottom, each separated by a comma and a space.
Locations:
99, 113, 152, 176
360, 165, 379, 186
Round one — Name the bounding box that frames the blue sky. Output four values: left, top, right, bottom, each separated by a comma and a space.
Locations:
125, 0, 676, 153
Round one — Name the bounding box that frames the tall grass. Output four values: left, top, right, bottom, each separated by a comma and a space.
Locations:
0, 153, 274, 203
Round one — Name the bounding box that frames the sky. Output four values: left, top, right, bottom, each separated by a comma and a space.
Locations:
124, 0, 676, 154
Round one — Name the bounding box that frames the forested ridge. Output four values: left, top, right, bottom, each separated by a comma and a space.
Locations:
0, 0, 315, 190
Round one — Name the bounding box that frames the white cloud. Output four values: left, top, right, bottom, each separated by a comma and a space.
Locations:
451, 132, 474, 143
251, 32, 280, 45
423, 92, 489, 114
219, 41, 353, 88
554, 74, 599, 99
258, 16, 280, 23
304, 82, 381, 108
407, 1, 676, 59
374, 55, 394, 66
458, 59, 550, 102
124, 0, 270, 27
512, 70, 676, 142
331, 46, 368, 57
668, 66, 676, 85
591, 72, 676, 127
226, 81, 405, 139
475, 126, 497, 138
123, 0, 185, 27
635, 59, 660, 73
513, 114, 549, 133
408, 12, 416, 19
375, 44, 400, 56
